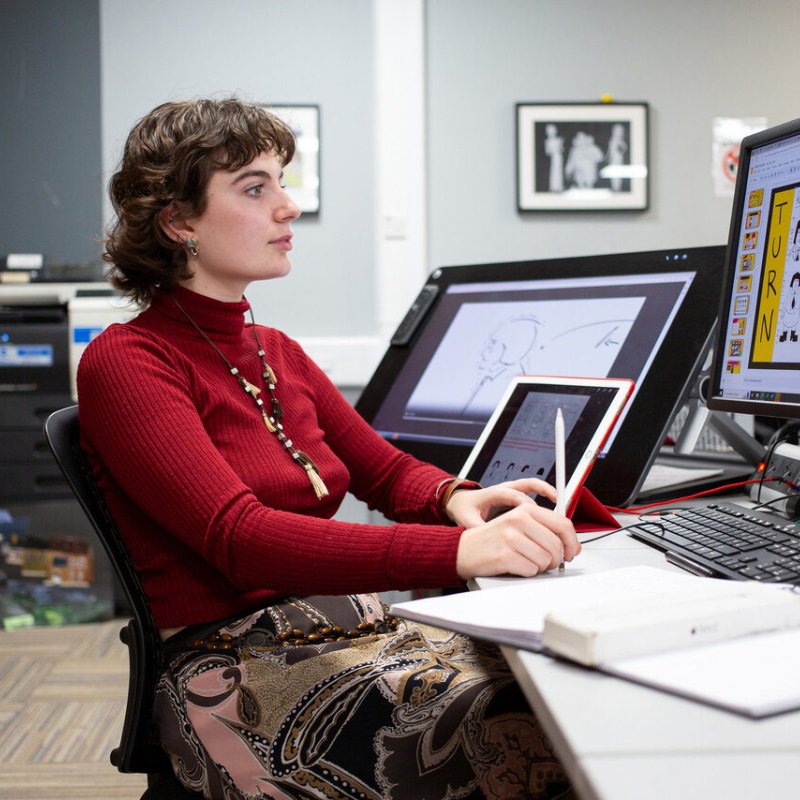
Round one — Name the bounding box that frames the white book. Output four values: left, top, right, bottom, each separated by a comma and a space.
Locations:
541, 581, 800, 666
390, 565, 800, 717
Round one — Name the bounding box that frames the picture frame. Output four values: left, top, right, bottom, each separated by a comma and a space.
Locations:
516, 102, 649, 212
269, 104, 320, 214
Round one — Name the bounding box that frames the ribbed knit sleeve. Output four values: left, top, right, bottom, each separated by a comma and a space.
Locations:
76, 303, 465, 627
279, 334, 456, 524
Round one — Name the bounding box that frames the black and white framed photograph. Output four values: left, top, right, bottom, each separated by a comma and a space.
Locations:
516, 102, 649, 212
269, 104, 320, 214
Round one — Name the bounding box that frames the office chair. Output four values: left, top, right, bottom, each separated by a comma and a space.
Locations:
44, 406, 202, 800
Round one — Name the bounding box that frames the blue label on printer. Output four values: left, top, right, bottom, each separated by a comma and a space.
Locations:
0, 344, 53, 367
72, 326, 104, 344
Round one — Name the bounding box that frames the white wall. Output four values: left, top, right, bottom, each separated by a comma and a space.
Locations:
100, 0, 378, 346
99, 0, 800, 385
425, 0, 800, 268
101, 0, 432, 386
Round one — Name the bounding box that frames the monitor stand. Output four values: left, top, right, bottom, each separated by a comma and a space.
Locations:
672, 400, 766, 467
637, 402, 764, 501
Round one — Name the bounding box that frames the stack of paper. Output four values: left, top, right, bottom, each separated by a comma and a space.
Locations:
390, 566, 800, 717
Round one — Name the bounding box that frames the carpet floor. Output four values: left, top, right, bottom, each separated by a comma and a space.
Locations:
0, 620, 147, 798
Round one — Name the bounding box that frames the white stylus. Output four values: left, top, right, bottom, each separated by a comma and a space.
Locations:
555, 407, 566, 571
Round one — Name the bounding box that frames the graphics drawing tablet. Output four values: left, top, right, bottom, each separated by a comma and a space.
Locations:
458, 376, 634, 513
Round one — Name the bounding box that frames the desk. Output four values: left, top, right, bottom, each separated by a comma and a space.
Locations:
475, 507, 800, 800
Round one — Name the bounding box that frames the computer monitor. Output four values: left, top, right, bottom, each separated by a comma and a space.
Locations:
708, 117, 800, 424
356, 246, 725, 507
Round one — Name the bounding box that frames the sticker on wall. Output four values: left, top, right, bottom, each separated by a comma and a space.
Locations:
712, 117, 767, 197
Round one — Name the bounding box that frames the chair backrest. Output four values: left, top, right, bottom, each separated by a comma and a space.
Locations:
44, 405, 170, 775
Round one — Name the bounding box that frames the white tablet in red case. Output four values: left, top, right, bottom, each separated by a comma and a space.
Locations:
459, 375, 634, 513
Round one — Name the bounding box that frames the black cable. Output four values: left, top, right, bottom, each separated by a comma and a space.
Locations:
750, 493, 795, 513
758, 420, 800, 503
578, 529, 621, 545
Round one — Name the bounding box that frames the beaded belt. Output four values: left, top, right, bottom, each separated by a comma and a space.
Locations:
189, 615, 402, 651
277, 616, 401, 646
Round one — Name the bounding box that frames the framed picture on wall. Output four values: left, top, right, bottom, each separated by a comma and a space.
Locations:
268, 104, 320, 214
516, 102, 649, 212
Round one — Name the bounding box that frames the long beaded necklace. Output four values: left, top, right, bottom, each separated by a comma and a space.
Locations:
171, 295, 329, 500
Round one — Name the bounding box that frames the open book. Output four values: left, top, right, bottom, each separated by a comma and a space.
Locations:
390, 566, 800, 717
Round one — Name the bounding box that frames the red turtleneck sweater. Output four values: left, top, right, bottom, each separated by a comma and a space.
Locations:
77, 287, 464, 627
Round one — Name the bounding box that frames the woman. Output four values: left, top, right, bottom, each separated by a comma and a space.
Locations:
78, 98, 579, 800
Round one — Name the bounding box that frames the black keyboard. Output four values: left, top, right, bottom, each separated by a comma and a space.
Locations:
626, 501, 800, 585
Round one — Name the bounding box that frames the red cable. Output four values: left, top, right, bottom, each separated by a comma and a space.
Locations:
606, 477, 781, 515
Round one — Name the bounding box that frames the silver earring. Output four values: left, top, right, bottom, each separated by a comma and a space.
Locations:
186, 238, 199, 257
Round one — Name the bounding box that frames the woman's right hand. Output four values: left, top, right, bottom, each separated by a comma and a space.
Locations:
455, 502, 580, 580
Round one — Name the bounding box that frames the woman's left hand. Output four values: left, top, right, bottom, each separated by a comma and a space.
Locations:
446, 478, 558, 528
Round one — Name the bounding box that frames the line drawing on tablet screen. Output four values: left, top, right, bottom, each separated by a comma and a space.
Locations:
407, 296, 644, 419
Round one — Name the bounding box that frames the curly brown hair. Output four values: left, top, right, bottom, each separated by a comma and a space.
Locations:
104, 98, 296, 306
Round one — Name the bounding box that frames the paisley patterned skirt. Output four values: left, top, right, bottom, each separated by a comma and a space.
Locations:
155, 593, 573, 800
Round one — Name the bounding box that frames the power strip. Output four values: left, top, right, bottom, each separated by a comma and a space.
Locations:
748, 442, 800, 516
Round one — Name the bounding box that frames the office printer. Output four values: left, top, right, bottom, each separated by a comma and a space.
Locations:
0, 255, 135, 502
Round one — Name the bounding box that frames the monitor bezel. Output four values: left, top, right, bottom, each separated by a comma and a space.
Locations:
707, 117, 800, 421
356, 246, 725, 507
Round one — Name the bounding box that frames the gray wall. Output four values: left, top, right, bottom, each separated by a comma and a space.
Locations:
425, 0, 800, 268
3, 0, 800, 337
100, 0, 376, 340
0, 0, 102, 264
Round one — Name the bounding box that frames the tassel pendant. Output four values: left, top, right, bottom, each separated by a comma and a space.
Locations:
263, 363, 278, 387
296, 451, 329, 499
260, 409, 277, 433
242, 378, 261, 397
171, 295, 326, 500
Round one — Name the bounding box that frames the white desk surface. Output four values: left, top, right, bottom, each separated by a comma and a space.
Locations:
474, 506, 800, 800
